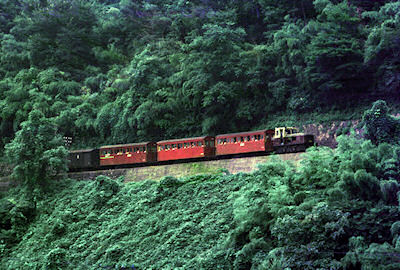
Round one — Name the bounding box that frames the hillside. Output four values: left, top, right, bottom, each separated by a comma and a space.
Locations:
2, 134, 400, 269
2, 0, 400, 269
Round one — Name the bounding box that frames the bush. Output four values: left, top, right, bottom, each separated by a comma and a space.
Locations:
362, 100, 400, 145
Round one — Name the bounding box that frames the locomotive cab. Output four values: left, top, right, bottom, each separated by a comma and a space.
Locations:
273, 127, 301, 140
272, 127, 313, 153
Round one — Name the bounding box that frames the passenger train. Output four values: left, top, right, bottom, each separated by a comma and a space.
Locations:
68, 127, 315, 171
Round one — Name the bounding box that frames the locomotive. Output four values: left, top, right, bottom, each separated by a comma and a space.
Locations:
68, 127, 314, 171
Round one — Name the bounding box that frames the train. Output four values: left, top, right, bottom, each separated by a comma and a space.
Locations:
68, 127, 315, 171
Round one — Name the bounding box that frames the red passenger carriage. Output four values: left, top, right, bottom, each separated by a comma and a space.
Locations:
157, 136, 215, 161
99, 142, 157, 166
215, 129, 275, 156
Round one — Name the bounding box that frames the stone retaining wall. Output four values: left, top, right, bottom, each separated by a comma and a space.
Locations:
68, 153, 303, 183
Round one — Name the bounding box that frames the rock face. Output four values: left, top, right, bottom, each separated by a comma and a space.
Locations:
302, 120, 364, 148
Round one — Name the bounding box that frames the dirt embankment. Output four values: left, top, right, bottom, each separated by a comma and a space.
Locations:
303, 120, 364, 148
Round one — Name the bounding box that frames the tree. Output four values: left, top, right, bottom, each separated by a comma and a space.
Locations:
177, 23, 247, 134
5, 109, 68, 190
362, 100, 400, 145
364, 2, 400, 95
302, 0, 366, 105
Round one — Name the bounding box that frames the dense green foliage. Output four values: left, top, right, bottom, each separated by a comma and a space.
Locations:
5, 109, 68, 189
362, 100, 400, 145
1, 0, 399, 149
1, 1, 400, 269
2, 133, 400, 269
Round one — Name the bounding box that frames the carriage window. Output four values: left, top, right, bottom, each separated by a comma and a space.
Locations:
223, 138, 227, 144
240, 137, 244, 142
233, 137, 237, 143
261, 135, 264, 139
122, 149, 126, 154
198, 141, 202, 146
210, 140, 214, 147
178, 143, 182, 149
142, 147, 146, 152
247, 136, 250, 141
